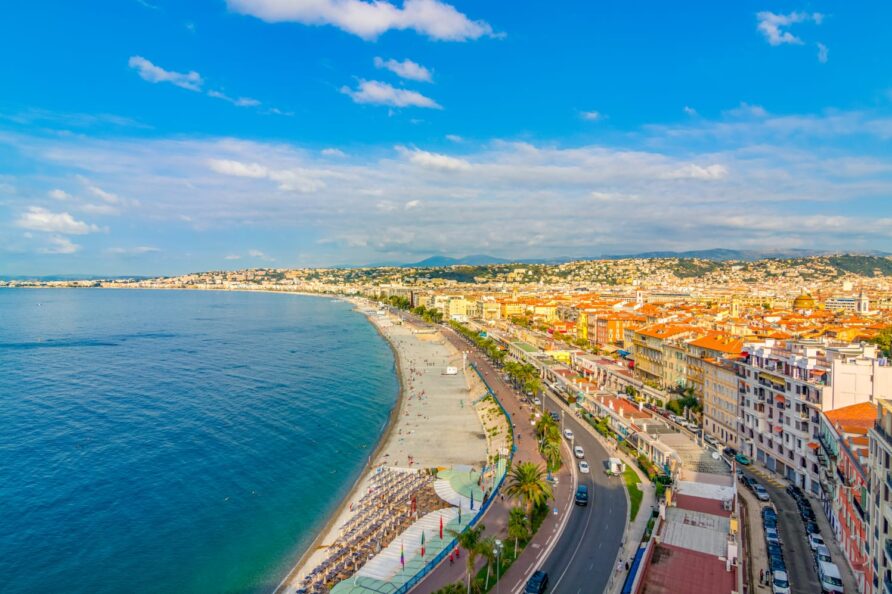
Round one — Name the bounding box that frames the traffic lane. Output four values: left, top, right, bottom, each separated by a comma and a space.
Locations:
538, 404, 627, 594
741, 469, 819, 594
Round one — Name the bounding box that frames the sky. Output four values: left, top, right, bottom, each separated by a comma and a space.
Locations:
1, 1, 891, 276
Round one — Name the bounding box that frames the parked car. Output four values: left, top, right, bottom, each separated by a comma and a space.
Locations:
723, 447, 737, 458
564, 429, 574, 440
771, 569, 791, 594
762, 507, 778, 520
814, 544, 832, 566
574, 484, 589, 506
741, 476, 755, 491
549, 412, 560, 422
817, 561, 844, 594
808, 533, 826, 551
574, 446, 585, 459
767, 542, 784, 560
800, 506, 816, 522
769, 555, 786, 573
735, 453, 752, 466
786, 484, 804, 501
763, 515, 778, 530
579, 461, 590, 474
804, 521, 820, 536
532, 397, 542, 406
703, 434, 719, 447
753, 484, 770, 502
765, 527, 781, 546
524, 570, 549, 594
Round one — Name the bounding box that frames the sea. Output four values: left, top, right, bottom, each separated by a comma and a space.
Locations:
0, 289, 399, 594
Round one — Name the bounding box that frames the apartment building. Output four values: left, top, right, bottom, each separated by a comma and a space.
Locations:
702, 357, 740, 449
737, 338, 892, 494
630, 324, 699, 387
867, 399, 892, 594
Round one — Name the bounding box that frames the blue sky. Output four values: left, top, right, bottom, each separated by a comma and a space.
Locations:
1, 1, 891, 275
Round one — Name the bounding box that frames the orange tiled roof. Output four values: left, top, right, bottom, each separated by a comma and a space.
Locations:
824, 402, 877, 433
688, 333, 744, 355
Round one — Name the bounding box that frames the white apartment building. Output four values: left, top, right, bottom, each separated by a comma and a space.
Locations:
867, 399, 892, 594
737, 338, 892, 494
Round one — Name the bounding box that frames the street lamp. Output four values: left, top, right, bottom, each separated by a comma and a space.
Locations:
494, 539, 503, 594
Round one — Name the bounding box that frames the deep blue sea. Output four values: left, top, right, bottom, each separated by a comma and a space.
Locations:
0, 289, 398, 594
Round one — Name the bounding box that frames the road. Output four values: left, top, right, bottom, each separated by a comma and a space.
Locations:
741, 468, 820, 594
534, 390, 628, 594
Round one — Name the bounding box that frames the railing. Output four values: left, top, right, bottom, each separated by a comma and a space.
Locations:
397, 362, 515, 594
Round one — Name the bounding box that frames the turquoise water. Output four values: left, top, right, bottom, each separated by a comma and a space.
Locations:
0, 289, 398, 594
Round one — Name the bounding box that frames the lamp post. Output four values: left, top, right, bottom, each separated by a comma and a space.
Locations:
494, 539, 503, 594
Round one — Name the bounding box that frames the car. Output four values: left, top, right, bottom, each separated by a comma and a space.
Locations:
800, 506, 816, 522
723, 447, 738, 458
532, 397, 542, 406
762, 507, 777, 520
786, 484, 804, 501
746, 478, 762, 493
574, 446, 585, 459
753, 484, 770, 502
574, 484, 589, 506
549, 412, 560, 422
767, 542, 783, 560
769, 555, 786, 573
741, 476, 755, 490
735, 453, 752, 465
817, 561, 844, 594
808, 533, 825, 551
763, 516, 778, 530
771, 569, 791, 594
524, 570, 548, 594
704, 434, 719, 447
814, 544, 832, 566
579, 461, 590, 474
765, 527, 781, 546
564, 429, 574, 440
804, 521, 820, 536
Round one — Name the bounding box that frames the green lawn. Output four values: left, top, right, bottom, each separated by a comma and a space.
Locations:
623, 466, 643, 521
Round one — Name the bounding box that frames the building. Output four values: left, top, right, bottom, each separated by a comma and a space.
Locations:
867, 399, 892, 594
701, 357, 740, 449
737, 338, 892, 494
630, 324, 699, 387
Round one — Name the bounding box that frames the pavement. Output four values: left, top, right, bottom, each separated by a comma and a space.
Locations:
410, 325, 574, 594
737, 478, 774, 593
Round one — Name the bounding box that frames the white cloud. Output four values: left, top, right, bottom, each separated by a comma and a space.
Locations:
107, 246, 160, 254
683, 106, 697, 116
405, 199, 421, 209
322, 148, 347, 157
376, 200, 397, 212
817, 42, 829, 64
208, 159, 269, 178
86, 183, 121, 204
16, 207, 100, 235
39, 236, 80, 254
224, 254, 241, 260
247, 249, 275, 261
341, 80, 441, 109
207, 158, 328, 193
207, 90, 262, 107
397, 147, 471, 171
48, 189, 72, 201
445, 134, 463, 143
756, 11, 823, 46
666, 163, 728, 180
373, 57, 432, 82
128, 56, 203, 91
225, 0, 494, 41
580, 111, 603, 121
724, 102, 768, 118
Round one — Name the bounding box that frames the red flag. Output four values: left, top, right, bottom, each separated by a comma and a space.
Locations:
421, 531, 426, 557
439, 515, 443, 539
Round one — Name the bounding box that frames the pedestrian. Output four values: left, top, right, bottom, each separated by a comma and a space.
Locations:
625, 561, 630, 571
759, 568, 764, 584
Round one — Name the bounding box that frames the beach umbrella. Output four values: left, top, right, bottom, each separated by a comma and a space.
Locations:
421, 531, 426, 557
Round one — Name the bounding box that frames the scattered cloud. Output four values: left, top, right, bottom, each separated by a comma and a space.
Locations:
248, 248, 275, 261
374, 57, 432, 82
48, 189, 72, 201
405, 199, 421, 209
817, 42, 829, 63
16, 207, 101, 235
683, 106, 697, 116
321, 148, 347, 157
135, 0, 160, 9
225, 0, 495, 41
128, 56, 203, 91
397, 146, 471, 171
107, 246, 160, 255
756, 11, 823, 46
341, 80, 441, 109
207, 90, 261, 107
666, 163, 729, 180
724, 102, 768, 118
207, 158, 328, 192
580, 111, 603, 121
224, 254, 241, 260
446, 134, 463, 143
39, 236, 80, 254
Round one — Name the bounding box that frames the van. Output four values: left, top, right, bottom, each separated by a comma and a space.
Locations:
817, 561, 844, 594
574, 484, 589, 506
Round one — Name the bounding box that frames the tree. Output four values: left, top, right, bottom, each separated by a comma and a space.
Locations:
476, 536, 496, 589
447, 524, 485, 594
870, 326, 892, 357
507, 507, 530, 557
504, 461, 552, 521
540, 439, 562, 473
433, 584, 466, 594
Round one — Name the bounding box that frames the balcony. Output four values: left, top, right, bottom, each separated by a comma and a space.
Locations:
885, 576, 892, 594
885, 538, 892, 562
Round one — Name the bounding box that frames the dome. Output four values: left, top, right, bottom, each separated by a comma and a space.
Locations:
793, 291, 816, 311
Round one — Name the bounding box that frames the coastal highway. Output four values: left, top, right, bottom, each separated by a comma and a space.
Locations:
436, 321, 628, 594
534, 390, 628, 594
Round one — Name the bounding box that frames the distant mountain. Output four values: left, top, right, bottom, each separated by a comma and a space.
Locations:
596, 248, 869, 261
407, 254, 511, 268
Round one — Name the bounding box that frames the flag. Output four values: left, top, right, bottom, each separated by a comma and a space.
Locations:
421, 531, 426, 557
400, 540, 405, 568
470, 490, 474, 511
458, 504, 462, 524
439, 514, 443, 540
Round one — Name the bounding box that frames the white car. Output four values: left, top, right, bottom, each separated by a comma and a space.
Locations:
771, 570, 791, 594
579, 461, 590, 474
532, 397, 542, 406
574, 446, 585, 459
564, 429, 574, 440
808, 533, 825, 551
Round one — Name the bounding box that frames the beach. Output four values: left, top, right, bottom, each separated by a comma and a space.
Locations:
275, 301, 490, 593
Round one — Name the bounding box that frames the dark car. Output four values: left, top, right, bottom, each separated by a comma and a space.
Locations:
769, 555, 786, 573
549, 412, 560, 422
762, 507, 777, 520
767, 543, 784, 560
805, 521, 820, 536
786, 485, 804, 500
723, 447, 737, 458
525, 570, 549, 594
574, 485, 589, 506
763, 516, 778, 530
800, 506, 816, 522
741, 476, 755, 490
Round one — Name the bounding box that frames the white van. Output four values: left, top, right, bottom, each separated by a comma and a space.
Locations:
817, 561, 844, 594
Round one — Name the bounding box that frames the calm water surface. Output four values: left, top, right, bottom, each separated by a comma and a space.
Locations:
0, 289, 398, 594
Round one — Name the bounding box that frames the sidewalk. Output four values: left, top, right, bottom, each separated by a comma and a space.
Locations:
411, 332, 572, 593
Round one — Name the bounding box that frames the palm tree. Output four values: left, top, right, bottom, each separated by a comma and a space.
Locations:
507, 507, 530, 557
476, 536, 496, 589
434, 584, 466, 594
504, 461, 552, 521
540, 439, 562, 473
447, 524, 485, 594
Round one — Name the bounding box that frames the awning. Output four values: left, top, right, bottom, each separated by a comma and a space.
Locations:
775, 395, 786, 404
774, 425, 784, 433
618, 350, 631, 357
807, 442, 820, 450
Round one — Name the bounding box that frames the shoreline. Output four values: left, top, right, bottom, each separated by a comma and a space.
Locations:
272, 298, 406, 594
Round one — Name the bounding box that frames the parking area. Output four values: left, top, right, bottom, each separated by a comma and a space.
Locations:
743, 465, 858, 594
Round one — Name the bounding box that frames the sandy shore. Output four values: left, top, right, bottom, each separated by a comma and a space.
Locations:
275, 301, 488, 593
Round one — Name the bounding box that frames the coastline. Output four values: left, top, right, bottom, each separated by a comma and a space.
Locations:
272, 297, 406, 594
